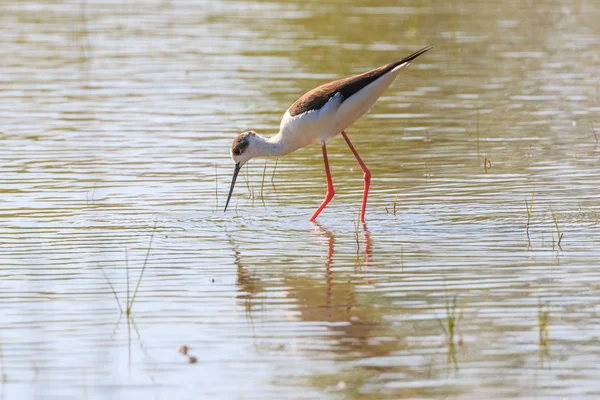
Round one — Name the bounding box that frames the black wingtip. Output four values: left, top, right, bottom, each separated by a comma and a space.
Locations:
399, 45, 433, 65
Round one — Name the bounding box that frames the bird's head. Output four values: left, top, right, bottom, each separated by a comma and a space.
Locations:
224, 130, 263, 213
230, 130, 260, 168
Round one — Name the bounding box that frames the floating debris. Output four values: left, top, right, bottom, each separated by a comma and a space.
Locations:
177, 345, 197, 364
176, 345, 189, 356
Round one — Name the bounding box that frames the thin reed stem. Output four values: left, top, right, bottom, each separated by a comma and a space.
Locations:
259, 160, 267, 200
101, 268, 123, 314
127, 223, 156, 314
271, 158, 278, 183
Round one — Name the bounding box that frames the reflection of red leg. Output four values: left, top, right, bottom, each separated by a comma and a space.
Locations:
362, 222, 372, 283
341, 131, 370, 222
311, 221, 336, 304
362, 222, 372, 266
327, 232, 335, 267
309, 141, 335, 221
326, 229, 334, 307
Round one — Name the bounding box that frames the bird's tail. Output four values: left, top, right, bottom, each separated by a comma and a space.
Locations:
392, 45, 433, 70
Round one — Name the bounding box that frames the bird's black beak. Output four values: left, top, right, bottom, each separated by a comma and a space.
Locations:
224, 162, 241, 213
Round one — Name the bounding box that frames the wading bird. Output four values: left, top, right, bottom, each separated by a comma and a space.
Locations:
224, 46, 432, 222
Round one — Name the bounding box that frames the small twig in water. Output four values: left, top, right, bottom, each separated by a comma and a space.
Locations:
101, 268, 123, 314
127, 223, 157, 315
550, 208, 563, 250
484, 157, 491, 173
259, 160, 267, 201
86, 183, 97, 207
525, 189, 535, 242
271, 158, 278, 184
387, 194, 399, 215
91, 183, 96, 205
243, 164, 253, 200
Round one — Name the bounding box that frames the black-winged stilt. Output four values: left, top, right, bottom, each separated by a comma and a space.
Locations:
225, 45, 432, 222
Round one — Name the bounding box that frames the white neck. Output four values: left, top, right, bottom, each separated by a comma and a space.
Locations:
255, 132, 289, 158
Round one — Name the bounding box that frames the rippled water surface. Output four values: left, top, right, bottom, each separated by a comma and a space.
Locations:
1, 0, 600, 398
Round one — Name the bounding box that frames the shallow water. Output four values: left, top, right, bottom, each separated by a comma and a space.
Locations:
1, 0, 600, 398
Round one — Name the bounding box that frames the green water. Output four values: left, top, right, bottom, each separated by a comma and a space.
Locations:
1, 0, 599, 398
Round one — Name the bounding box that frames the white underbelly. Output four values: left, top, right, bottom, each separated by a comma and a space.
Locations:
279, 94, 343, 149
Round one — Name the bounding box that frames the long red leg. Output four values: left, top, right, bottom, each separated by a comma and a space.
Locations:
309, 141, 335, 221
341, 131, 371, 222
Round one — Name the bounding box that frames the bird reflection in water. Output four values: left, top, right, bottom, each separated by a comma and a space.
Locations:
227, 222, 407, 393
226, 228, 264, 325
311, 221, 372, 287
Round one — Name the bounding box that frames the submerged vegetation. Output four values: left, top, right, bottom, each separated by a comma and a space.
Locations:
85, 183, 98, 207
385, 194, 399, 216
483, 157, 491, 173
525, 189, 535, 242
538, 300, 550, 346
243, 163, 254, 203
259, 160, 267, 202
550, 208, 563, 250
101, 225, 156, 317
271, 158, 278, 184
438, 294, 466, 345
521, 191, 575, 252
437, 293, 467, 373
238, 162, 272, 206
